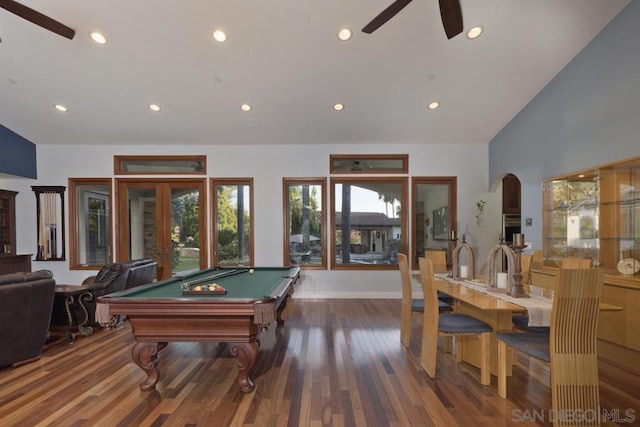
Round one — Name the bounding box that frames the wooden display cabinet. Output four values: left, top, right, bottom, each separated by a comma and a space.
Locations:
0, 189, 18, 255
542, 157, 639, 275
537, 155, 640, 371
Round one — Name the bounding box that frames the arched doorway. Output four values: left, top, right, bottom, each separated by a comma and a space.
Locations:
502, 173, 521, 244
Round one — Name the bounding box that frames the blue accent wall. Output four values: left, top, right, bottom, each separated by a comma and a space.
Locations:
488, 1, 640, 249
0, 125, 37, 179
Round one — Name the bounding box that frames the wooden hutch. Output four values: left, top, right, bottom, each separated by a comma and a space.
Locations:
532, 155, 640, 371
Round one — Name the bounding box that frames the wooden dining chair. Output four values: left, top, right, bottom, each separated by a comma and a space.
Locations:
512, 255, 592, 333
497, 268, 605, 426
418, 258, 493, 385
398, 254, 452, 348
424, 249, 454, 304
424, 250, 448, 274
560, 257, 592, 269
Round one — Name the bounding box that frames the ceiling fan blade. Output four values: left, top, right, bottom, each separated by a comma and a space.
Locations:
0, 0, 75, 39
362, 0, 414, 34
439, 0, 463, 39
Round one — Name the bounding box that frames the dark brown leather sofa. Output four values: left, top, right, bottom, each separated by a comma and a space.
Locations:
0, 270, 56, 368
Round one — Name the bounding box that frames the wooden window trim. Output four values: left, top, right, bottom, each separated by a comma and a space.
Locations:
211, 177, 255, 267
283, 178, 328, 270
68, 178, 113, 270
114, 155, 207, 175
329, 154, 409, 174
411, 176, 457, 270
330, 176, 408, 270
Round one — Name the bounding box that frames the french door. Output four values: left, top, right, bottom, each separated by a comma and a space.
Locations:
116, 179, 207, 280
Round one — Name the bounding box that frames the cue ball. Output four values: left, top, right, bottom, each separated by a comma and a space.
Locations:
249, 269, 254, 273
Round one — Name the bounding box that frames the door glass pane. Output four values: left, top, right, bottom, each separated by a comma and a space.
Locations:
126, 187, 158, 262
214, 183, 252, 265
171, 188, 201, 274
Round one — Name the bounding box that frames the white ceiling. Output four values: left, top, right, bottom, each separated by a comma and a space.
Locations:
0, 0, 630, 146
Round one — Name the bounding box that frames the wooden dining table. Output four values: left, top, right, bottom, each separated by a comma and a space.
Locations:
410, 273, 622, 377
411, 273, 524, 375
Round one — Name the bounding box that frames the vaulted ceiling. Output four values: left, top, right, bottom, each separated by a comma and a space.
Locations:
0, 0, 630, 146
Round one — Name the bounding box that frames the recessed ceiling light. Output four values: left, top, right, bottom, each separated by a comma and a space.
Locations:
333, 103, 344, 111
90, 31, 107, 44
148, 104, 161, 112
427, 101, 440, 110
337, 28, 352, 41
213, 30, 227, 43
466, 25, 484, 40
53, 104, 68, 112
241, 103, 252, 112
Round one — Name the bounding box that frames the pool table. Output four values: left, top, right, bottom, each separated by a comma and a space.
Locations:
96, 266, 300, 393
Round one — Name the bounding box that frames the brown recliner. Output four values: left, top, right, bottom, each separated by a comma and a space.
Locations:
0, 270, 56, 368
122, 258, 157, 289
78, 258, 156, 327
76, 262, 127, 327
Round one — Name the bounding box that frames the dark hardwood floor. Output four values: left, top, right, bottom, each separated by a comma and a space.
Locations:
0, 299, 638, 426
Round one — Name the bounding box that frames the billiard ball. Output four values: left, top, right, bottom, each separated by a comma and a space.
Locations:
249, 269, 255, 274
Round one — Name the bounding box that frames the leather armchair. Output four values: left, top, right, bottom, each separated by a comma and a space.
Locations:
79, 258, 157, 328
0, 270, 56, 368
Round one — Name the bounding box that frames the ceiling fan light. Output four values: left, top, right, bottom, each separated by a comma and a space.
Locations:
53, 104, 68, 112
90, 31, 107, 44
337, 28, 352, 41
213, 30, 227, 43
466, 26, 484, 40
428, 101, 440, 110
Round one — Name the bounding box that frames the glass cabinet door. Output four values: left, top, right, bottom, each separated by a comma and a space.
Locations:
542, 155, 640, 277
542, 172, 599, 266
599, 158, 639, 274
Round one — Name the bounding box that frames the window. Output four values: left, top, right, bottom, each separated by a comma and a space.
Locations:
211, 178, 254, 266
69, 178, 112, 269
331, 177, 408, 269
412, 177, 457, 269
283, 178, 327, 268
330, 154, 408, 174
115, 155, 206, 175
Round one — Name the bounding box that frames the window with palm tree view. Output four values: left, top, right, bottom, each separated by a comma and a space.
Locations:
331, 177, 407, 269
284, 178, 326, 268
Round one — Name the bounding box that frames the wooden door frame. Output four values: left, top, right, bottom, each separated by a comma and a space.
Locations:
115, 178, 207, 279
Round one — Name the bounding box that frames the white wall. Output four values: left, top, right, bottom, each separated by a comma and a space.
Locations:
1, 142, 497, 298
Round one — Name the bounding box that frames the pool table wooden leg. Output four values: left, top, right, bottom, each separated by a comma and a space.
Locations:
132, 341, 165, 392
230, 341, 258, 393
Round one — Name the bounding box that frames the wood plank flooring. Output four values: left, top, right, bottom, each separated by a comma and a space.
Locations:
0, 299, 638, 426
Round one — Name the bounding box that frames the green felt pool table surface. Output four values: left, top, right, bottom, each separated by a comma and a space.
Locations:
113, 266, 299, 300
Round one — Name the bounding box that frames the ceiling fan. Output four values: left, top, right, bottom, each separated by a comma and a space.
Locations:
362, 0, 463, 39
0, 0, 75, 40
